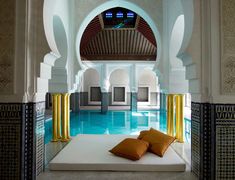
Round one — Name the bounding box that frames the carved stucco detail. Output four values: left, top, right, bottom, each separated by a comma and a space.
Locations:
222, 57, 235, 93
221, 0, 235, 94
0, 0, 15, 94
224, 37, 235, 54
222, 0, 235, 37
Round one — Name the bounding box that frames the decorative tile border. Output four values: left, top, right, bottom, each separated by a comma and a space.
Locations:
22, 103, 35, 180
191, 102, 201, 177
201, 103, 212, 180
35, 102, 45, 176
191, 102, 213, 179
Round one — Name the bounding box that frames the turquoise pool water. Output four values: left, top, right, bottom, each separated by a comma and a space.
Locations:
45, 110, 191, 144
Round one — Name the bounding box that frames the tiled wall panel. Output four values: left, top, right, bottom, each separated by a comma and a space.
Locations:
191, 102, 235, 180
215, 105, 235, 180
0, 104, 22, 180
0, 102, 45, 180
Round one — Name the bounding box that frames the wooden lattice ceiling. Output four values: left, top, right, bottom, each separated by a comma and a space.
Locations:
80, 13, 157, 61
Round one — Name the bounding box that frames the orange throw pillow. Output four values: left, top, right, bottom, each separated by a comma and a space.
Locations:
137, 130, 149, 139
109, 138, 149, 161
139, 128, 175, 157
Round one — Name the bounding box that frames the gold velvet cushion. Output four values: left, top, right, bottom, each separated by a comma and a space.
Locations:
138, 128, 175, 157
109, 138, 149, 160
137, 130, 149, 139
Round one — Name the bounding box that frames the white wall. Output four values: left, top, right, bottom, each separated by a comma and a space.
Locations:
109, 69, 130, 92
138, 69, 158, 92
83, 68, 100, 92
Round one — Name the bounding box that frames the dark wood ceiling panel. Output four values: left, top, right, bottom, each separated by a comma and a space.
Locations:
80, 14, 157, 60
137, 17, 157, 47
81, 29, 157, 60
80, 16, 102, 50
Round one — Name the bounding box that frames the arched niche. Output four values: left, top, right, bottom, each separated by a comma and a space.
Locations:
109, 69, 130, 105
82, 68, 101, 105
109, 69, 130, 90
138, 69, 158, 92
83, 68, 100, 92
138, 69, 158, 105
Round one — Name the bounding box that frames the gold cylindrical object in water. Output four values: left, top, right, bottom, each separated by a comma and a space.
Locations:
175, 94, 184, 143
61, 93, 68, 142
57, 94, 62, 139
66, 94, 71, 140
52, 94, 58, 142
167, 94, 174, 137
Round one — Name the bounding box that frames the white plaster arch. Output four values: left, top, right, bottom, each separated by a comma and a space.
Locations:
43, 0, 59, 56
178, 0, 194, 58
36, 0, 69, 99
82, 68, 100, 92
52, 15, 68, 68
75, 0, 162, 69
138, 67, 156, 76
175, 0, 197, 95
138, 68, 158, 92
152, 69, 163, 86
35, 0, 71, 97
168, 14, 188, 94
107, 65, 131, 81
167, 0, 184, 40
169, 15, 185, 69
43, 0, 70, 57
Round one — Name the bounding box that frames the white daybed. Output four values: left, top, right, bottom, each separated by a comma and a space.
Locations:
49, 134, 186, 172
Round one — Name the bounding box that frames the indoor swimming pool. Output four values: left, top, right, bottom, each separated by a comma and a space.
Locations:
44, 110, 191, 144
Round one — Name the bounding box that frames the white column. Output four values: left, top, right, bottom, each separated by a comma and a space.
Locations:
100, 64, 109, 93
130, 64, 138, 92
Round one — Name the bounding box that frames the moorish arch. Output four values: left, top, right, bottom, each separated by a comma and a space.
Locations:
109, 68, 130, 105
76, 0, 162, 68
41, 0, 164, 95
169, 14, 188, 93
138, 68, 158, 91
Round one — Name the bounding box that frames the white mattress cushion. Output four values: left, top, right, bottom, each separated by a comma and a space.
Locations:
49, 134, 186, 172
